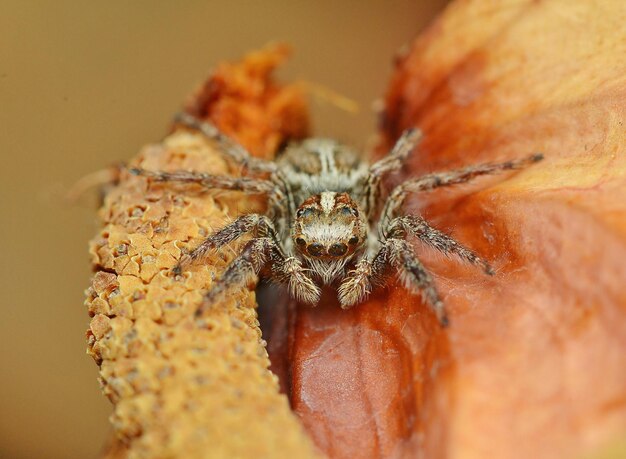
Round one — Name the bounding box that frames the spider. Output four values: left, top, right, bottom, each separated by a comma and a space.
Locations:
131, 113, 542, 326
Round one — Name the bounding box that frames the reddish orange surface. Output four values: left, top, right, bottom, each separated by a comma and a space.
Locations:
270, 1, 626, 458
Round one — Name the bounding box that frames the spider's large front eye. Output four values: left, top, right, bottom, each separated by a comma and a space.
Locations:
297, 208, 315, 218
328, 243, 347, 257
307, 243, 325, 257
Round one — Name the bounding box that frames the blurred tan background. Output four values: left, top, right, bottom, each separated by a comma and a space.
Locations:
0, 1, 447, 458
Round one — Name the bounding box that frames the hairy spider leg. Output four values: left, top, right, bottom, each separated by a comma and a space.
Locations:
197, 237, 320, 317
380, 153, 544, 227
129, 167, 277, 194
173, 214, 279, 273
173, 112, 277, 174
386, 215, 495, 275
364, 128, 422, 219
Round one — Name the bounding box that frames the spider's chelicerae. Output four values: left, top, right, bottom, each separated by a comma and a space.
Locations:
132, 113, 542, 326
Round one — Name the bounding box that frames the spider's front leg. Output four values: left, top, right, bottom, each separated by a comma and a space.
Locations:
387, 238, 448, 326
338, 237, 448, 326
197, 236, 320, 317
197, 237, 275, 316
371, 213, 499, 325
174, 213, 279, 274
387, 215, 495, 275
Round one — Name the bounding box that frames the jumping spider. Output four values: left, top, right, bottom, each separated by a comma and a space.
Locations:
131, 113, 542, 326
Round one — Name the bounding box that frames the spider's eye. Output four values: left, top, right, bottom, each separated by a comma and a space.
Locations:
297, 208, 315, 218
295, 237, 306, 246
348, 236, 359, 245
307, 243, 325, 257
340, 207, 358, 217
328, 243, 347, 257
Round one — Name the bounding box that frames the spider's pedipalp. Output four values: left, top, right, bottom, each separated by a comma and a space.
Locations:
279, 256, 321, 305
338, 258, 374, 308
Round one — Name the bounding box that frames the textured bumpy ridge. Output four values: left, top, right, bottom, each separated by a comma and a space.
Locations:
85, 46, 320, 458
